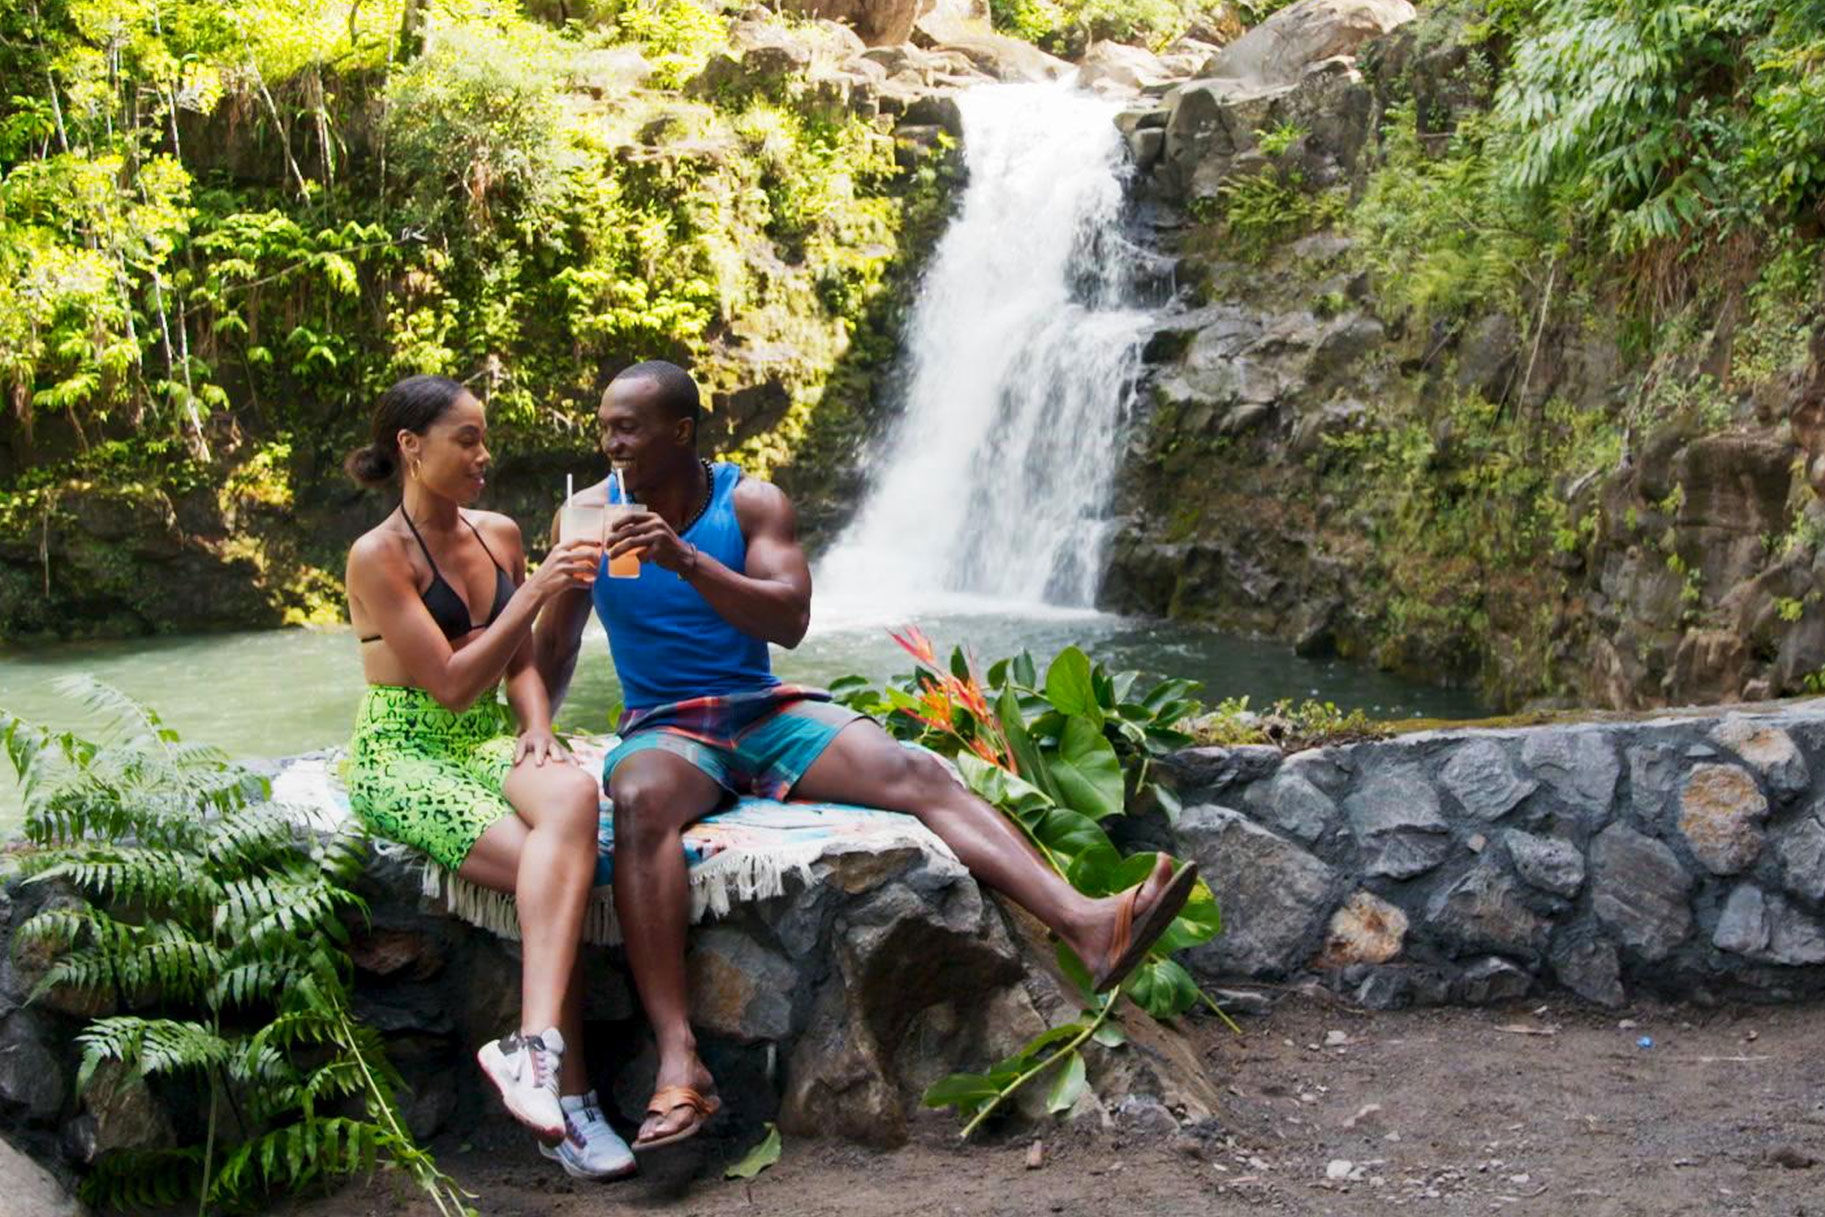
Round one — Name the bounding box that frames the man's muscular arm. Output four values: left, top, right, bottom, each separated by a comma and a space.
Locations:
605, 478, 811, 647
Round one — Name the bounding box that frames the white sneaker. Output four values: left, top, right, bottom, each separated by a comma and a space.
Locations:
540, 1090, 637, 1180
476, 1027, 565, 1140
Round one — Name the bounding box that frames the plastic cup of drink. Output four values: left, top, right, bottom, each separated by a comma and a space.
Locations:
604, 502, 642, 579
559, 498, 606, 584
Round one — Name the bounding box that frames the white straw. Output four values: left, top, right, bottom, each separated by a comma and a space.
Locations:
566, 472, 574, 506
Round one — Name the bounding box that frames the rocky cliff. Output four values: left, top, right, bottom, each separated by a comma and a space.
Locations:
1098, 0, 1825, 713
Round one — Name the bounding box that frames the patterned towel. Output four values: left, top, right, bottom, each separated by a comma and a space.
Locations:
269, 734, 957, 945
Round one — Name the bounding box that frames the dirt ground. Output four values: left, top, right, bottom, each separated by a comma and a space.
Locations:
284, 996, 1825, 1216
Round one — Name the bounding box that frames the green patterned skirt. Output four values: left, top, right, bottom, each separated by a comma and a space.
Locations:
346, 685, 518, 870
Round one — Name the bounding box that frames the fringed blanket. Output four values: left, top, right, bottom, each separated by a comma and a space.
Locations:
269, 735, 956, 945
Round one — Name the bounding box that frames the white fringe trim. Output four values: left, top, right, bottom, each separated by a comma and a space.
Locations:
415, 842, 830, 946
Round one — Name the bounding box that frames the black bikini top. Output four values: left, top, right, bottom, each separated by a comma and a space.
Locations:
358, 507, 515, 644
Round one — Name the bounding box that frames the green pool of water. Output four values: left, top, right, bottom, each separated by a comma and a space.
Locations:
0, 610, 1485, 836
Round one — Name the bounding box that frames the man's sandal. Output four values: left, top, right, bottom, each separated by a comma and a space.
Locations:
1089, 858, 1200, 993
633, 1085, 722, 1153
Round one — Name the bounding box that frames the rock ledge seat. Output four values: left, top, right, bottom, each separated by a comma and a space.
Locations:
274, 734, 1218, 1146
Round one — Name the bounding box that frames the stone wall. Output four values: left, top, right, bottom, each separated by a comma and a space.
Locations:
0, 828, 1218, 1193
1165, 701, 1825, 1009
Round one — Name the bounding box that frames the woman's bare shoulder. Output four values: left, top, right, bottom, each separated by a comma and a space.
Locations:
464, 508, 524, 549
348, 518, 407, 567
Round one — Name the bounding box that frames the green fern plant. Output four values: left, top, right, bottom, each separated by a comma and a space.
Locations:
1, 676, 472, 1215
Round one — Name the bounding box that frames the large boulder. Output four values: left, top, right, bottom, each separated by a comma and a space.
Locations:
916, 28, 1071, 82
785, 0, 986, 46
1077, 41, 1173, 92
0, 1138, 84, 1217
1201, 0, 1417, 89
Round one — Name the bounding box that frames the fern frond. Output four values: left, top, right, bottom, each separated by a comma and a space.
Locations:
310, 821, 372, 887
247, 1008, 342, 1058
28, 847, 221, 915
77, 1016, 233, 1091
121, 921, 225, 1001
219, 870, 362, 948
25, 910, 229, 1006
209, 1116, 396, 1203
80, 1146, 205, 1210
53, 675, 180, 752
5, 684, 469, 1215
206, 802, 302, 873
211, 960, 296, 1010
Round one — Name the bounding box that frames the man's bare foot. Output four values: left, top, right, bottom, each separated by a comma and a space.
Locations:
1066, 855, 1177, 978
635, 1052, 719, 1147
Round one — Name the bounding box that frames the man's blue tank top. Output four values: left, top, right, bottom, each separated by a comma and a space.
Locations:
594, 462, 778, 710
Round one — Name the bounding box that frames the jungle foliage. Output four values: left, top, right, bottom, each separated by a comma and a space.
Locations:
0, 677, 468, 1213
0, 0, 915, 553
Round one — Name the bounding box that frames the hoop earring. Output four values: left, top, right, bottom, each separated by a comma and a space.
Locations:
411, 458, 423, 481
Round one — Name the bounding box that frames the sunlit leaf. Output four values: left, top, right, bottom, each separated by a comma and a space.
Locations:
725, 1122, 781, 1179
1044, 1051, 1087, 1114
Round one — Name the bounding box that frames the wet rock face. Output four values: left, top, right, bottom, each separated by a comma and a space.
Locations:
1099, 3, 1821, 713
1171, 703, 1825, 1007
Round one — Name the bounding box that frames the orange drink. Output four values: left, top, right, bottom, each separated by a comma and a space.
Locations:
604, 503, 641, 579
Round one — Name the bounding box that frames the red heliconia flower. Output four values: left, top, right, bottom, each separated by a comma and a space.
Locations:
966, 734, 1002, 765
889, 624, 940, 671
907, 683, 954, 735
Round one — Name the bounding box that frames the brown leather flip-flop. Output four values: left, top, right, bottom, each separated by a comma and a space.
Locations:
1090, 859, 1200, 993
633, 1085, 722, 1153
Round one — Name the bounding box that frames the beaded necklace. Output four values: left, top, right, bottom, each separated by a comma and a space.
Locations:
677, 458, 714, 535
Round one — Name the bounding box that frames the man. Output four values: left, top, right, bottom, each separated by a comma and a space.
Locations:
537, 360, 1196, 1151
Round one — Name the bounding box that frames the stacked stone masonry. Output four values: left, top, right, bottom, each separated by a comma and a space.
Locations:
0, 834, 1220, 1186
1163, 702, 1825, 1009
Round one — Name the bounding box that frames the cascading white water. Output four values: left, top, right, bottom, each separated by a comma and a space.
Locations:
816, 83, 1151, 617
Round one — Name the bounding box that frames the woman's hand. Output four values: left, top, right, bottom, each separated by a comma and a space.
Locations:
525, 538, 602, 601
514, 727, 573, 767
607, 510, 695, 573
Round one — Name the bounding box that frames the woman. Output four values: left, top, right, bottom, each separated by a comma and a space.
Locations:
343, 374, 632, 1181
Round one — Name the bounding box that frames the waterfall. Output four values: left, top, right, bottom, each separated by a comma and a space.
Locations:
816, 83, 1151, 617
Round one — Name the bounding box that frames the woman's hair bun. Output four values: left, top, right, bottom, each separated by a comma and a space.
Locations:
344, 443, 397, 488
346, 374, 468, 489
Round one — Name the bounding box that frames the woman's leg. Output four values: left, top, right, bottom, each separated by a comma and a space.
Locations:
460, 760, 601, 1094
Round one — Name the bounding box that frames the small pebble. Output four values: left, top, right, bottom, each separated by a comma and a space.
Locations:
1026, 1141, 1044, 1170
1326, 1159, 1354, 1180
1324, 1029, 1350, 1047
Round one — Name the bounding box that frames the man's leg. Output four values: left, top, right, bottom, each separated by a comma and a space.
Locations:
607, 749, 725, 1145
790, 720, 1175, 974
